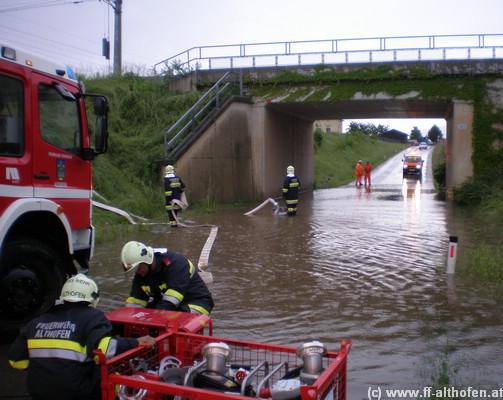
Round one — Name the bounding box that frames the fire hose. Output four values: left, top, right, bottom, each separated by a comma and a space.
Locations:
244, 198, 286, 216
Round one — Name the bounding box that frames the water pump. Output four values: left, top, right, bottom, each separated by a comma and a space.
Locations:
297, 341, 327, 384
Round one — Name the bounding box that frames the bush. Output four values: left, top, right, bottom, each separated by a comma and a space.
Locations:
433, 161, 446, 189
313, 129, 323, 148
452, 177, 493, 207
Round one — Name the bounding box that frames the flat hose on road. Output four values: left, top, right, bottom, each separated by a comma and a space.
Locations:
92, 191, 217, 287
244, 198, 286, 216
168, 198, 217, 288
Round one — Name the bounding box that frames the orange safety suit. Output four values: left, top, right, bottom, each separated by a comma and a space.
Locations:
364, 162, 373, 186
355, 162, 363, 185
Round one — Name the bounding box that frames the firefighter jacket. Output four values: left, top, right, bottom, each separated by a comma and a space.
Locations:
164, 173, 186, 211
126, 250, 214, 315
283, 174, 300, 204
7, 302, 140, 400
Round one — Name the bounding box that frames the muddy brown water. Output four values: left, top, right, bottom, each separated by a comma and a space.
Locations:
2, 148, 502, 399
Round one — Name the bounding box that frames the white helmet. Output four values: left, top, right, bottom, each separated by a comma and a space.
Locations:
60, 274, 100, 308
121, 241, 154, 274
165, 165, 174, 175
287, 165, 295, 175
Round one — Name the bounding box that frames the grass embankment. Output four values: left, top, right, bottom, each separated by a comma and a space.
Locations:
431, 142, 503, 290
84, 75, 202, 241
454, 201, 503, 289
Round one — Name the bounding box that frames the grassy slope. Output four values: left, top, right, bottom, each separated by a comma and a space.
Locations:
314, 132, 407, 188
84, 75, 202, 237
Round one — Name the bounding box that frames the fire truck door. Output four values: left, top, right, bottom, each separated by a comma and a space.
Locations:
31, 73, 92, 227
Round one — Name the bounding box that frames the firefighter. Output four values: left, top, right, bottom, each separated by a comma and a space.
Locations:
7, 274, 156, 400
121, 241, 214, 315
364, 161, 373, 186
164, 164, 186, 228
282, 165, 300, 216
355, 160, 363, 186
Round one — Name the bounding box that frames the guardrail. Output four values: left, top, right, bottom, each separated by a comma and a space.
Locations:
153, 33, 503, 74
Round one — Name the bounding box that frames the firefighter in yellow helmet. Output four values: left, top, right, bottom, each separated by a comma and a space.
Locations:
282, 165, 300, 216
164, 164, 186, 228
121, 240, 214, 315
7, 274, 155, 400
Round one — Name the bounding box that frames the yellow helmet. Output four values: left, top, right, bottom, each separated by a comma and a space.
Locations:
121, 241, 154, 274
165, 165, 174, 175
60, 274, 100, 308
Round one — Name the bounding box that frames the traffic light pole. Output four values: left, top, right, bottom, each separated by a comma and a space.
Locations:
103, 0, 122, 75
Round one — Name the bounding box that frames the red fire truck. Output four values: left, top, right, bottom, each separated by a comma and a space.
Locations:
0, 43, 109, 340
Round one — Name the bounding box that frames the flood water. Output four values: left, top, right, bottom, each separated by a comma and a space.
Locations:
3, 148, 501, 399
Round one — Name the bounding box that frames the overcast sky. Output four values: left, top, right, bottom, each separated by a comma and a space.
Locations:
2, 0, 502, 135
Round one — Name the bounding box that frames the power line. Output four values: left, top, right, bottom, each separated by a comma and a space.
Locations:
0, 0, 113, 73
0, 1, 91, 13
0, 0, 123, 75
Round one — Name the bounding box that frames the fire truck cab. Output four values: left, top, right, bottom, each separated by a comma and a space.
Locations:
0, 43, 109, 340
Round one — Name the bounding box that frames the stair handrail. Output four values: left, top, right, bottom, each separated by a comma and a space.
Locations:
163, 72, 236, 159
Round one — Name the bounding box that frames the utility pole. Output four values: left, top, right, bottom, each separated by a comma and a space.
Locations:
103, 0, 122, 75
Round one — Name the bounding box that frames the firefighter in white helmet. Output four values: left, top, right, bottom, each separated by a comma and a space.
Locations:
282, 165, 301, 216
7, 274, 155, 400
164, 164, 186, 228
121, 240, 214, 315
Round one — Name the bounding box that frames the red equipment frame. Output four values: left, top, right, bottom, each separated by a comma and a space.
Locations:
97, 331, 351, 400
106, 307, 213, 337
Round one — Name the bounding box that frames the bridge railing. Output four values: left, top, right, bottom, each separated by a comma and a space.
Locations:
153, 33, 503, 74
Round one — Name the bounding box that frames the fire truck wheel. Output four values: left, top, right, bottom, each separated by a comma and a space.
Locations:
0, 238, 66, 343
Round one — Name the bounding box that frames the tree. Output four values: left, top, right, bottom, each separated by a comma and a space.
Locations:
346, 122, 389, 137
428, 124, 443, 143
410, 126, 422, 142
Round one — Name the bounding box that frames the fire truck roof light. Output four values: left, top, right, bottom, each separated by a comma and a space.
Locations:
1, 42, 78, 83
2, 46, 16, 61
65, 65, 77, 80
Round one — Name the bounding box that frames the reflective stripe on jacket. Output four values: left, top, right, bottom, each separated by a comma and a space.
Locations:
7, 302, 138, 399
164, 175, 185, 210
283, 175, 300, 200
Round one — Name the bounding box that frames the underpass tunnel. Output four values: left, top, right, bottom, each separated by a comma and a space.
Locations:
176, 96, 470, 203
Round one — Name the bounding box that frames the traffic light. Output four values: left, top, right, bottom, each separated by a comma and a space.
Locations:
102, 38, 110, 60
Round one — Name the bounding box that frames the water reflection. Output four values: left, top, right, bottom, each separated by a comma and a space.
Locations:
402, 178, 421, 202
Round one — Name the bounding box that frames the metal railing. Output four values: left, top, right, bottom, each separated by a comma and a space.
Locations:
163, 72, 238, 160
153, 33, 503, 74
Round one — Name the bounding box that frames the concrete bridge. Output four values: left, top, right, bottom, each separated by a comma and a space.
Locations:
167, 58, 503, 203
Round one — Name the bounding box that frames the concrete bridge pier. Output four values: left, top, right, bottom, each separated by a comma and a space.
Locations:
251, 102, 313, 202
446, 101, 474, 194
175, 100, 313, 204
